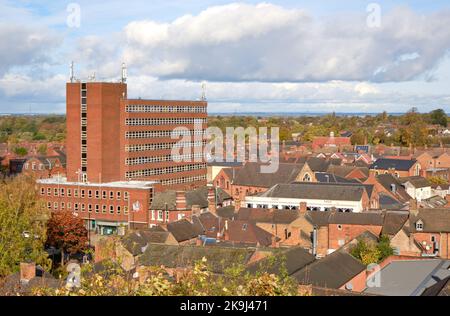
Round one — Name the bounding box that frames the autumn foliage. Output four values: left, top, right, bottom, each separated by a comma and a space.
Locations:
46, 211, 88, 258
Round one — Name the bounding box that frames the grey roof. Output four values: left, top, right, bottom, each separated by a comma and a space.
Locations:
292, 250, 366, 289
246, 247, 315, 276
315, 172, 361, 184
260, 183, 365, 202
327, 212, 384, 226
382, 211, 409, 236
215, 205, 236, 219
370, 158, 417, 171
236, 208, 299, 224
121, 230, 172, 256
167, 219, 204, 242
376, 174, 411, 202
421, 276, 450, 296
138, 244, 256, 274
232, 162, 304, 187
364, 260, 450, 296
399, 176, 430, 188
379, 193, 405, 210
306, 157, 333, 172
409, 209, 450, 233
150, 186, 231, 210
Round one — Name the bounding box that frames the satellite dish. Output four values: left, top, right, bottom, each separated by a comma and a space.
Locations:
345, 283, 353, 291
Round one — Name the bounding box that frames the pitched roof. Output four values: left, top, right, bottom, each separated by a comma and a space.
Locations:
315, 172, 361, 184
259, 183, 365, 202
232, 162, 304, 187
370, 158, 417, 171
215, 205, 236, 219
225, 220, 275, 247
327, 212, 384, 226
236, 208, 299, 224
292, 250, 366, 289
167, 219, 204, 242
138, 244, 256, 274
246, 247, 315, 276
150, 186, 231, 210
121, 230, 173, 256
382, 211, 409, 235
376, 174, 411, 202
409, 209, 450, 233
399, 176, 430, 188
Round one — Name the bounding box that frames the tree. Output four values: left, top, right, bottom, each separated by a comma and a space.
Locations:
351, 236, 394, 266
46, 211, 88, 266
0, 175, 50, 277
430, 109, 448, 127
13, 147, 28, 156
428, 176, 448, 185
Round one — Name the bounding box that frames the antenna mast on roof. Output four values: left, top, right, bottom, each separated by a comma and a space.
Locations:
121, 62, 127, 83
70, 61, 75, 83
201, 81, 207, 101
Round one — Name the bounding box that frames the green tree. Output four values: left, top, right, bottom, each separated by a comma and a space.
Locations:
13, 147, 28, 156
0, 176, 50, 277
430, 109, 448, 127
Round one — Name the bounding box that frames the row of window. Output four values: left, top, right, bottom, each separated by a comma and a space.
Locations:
125, 118, 207, 126
125, 129, 204, 139
125, 153, 204, 166
24, 163, 45, 171
126, 105, 206, 113
41, 187, 129, 200
160, 174, 207, 186
125, 141, 206, 153
48, 201, 128, 215
125, 163, 207, 179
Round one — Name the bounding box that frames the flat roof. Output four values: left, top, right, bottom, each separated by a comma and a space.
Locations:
364, 259, 450, 296
37, 177, 157, 189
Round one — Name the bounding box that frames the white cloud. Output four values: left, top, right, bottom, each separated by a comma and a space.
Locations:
112, 4, 450, 83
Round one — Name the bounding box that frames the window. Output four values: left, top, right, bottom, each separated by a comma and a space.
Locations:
95, 205, 99, 213
88, 204, 92, 213
117, 206, 121, 214
67, 189, 72, 197
81, 190, 85, 198
81, 204, 85, 212
416, 220, 424, 231
88, 190, 93, 198
302, 173, 312, 182
151, 210, 155, 220
109, 191, 114, 200
117, 191, 121, 200
95, 190, 100, 199
102, 191, 107, 199
40, 188, 45, 195
74, 189, 79, 197
47, 188, 51, 196
431, 236, 436, 242
158, 210, 163, 221
337, 225, 343, 231
124, 206, 129, 215
74, 203, 79, 211
47, 202, 51, 209
54, 188, 59, 196
102, 205, 107, 214
60, 188, 65, 197
165, 211, 169, 222
61, 202, 65, 210
53, 202, 58, 210
109, 205, 114, 214
67, 202, 72, 209
124, 192, 129, 201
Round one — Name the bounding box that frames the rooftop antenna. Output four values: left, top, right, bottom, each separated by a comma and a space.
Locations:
201, 81, 207, 101
121, 62, 127, 83
70, 61, 75, 83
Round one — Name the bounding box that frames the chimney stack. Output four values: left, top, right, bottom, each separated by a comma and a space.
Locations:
409, 199, 418, 215
175, 191, 186, 210
207, 184, 217, 214
191, 204, 201, 218
20, 262, 36, 284
234, 198, 241, 212
299, 202, 307, 214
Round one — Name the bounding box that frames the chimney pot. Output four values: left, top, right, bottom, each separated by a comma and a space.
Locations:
20, 262, 36, 284
299, 202, 307, 214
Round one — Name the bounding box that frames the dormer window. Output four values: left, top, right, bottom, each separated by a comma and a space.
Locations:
416, 220, 424, 231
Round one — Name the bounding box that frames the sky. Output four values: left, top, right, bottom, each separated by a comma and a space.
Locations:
0, 0, 450, 114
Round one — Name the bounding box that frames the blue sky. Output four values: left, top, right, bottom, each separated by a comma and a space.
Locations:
1, 0, 450, 113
